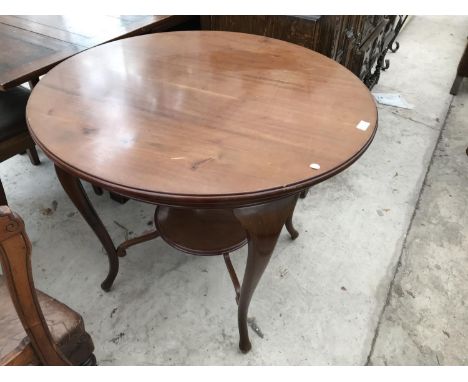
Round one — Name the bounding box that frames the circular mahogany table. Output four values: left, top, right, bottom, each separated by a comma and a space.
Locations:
26, 31, 377, 353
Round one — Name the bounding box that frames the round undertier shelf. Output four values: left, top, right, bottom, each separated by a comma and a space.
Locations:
155, 206, 247, 255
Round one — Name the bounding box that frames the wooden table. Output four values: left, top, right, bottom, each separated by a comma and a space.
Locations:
26, 31, 378, 353
0, 15, 193, 91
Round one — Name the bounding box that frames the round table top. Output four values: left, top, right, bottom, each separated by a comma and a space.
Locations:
27, 31, 377, 207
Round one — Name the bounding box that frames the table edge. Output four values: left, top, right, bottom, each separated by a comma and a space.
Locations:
26, 30, 379, 207
28, 117, 378, 208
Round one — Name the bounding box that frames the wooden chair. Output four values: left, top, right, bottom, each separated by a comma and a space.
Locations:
0, 86, 40, 205
0, 206, 96, 365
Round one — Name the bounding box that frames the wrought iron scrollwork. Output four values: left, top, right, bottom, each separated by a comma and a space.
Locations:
381, 59, 390, 71
387, 16, 408, 54
363, 15, 408, 89
389, 41, 400, 53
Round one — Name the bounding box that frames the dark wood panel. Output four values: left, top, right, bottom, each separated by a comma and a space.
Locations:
202, 16, 354, 60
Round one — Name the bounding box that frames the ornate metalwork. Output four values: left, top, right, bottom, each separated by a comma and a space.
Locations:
363, 15, 408, 89
389, 41, 400, 53
381, 58, 390, 71
387, 16, 408, 53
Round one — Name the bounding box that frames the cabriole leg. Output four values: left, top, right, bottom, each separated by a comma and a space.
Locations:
233, 194, 298, 353
285, 215, 299, 240
55, 165, 119, 291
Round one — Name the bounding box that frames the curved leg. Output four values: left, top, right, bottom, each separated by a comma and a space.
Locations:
233, 194, 298, 353
285, 194, 300, 240
55, 165, 119, 291
285, 215, 299, 240
299, 188, 309, 199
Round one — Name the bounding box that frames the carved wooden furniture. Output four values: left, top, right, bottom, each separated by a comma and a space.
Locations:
450, 40, 468, 95
201, 15, 408, 89
0, 86, 40, 205
26, 31, 378, 353
0, 206, 96, 365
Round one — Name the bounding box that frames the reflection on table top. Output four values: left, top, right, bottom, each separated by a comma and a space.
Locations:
0, 15, 193, 90
27, 31, 378, 206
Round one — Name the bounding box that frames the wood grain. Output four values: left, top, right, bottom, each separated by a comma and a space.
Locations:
0, 15, 194, 90
201, 15, 403, 89
27, 31, 378, 207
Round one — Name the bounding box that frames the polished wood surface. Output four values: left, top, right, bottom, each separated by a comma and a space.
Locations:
233, 194, 298, 352
155, 206, 247, 255
27, 31, 377, 207
201, 15, 398, 89
0, 15, 193, 90
201, 16, 406, 89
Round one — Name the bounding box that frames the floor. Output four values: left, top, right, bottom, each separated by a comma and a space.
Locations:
1, 16, 467, 365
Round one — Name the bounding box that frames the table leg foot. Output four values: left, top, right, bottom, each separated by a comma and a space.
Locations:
285, 195, 300, 240
234, 195, 298, 353
101, 275, 116, 292
239, 338, 252, 354
55, 165, 119, 291
285, 215, 299, 240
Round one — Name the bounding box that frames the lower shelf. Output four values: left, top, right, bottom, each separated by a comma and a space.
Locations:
155, 206, 247, 256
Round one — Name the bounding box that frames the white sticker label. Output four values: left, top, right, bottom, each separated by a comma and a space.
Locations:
309, 163, 321, 170
356, 120, 370, 131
